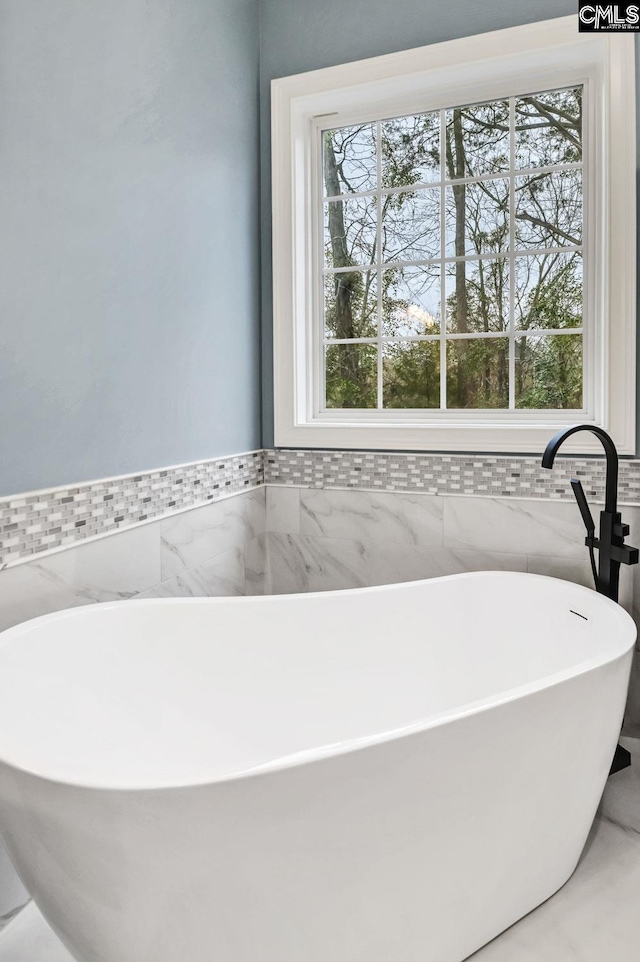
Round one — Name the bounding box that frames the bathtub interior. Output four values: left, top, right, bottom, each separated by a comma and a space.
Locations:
0, 572, 634, 789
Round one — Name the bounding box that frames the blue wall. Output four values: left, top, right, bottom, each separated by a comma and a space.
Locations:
259, 0, 586, 446
0, 0, 261, 496
1, 2, 634, 496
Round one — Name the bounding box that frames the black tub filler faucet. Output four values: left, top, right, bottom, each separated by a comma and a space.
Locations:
542, 424, 638, 774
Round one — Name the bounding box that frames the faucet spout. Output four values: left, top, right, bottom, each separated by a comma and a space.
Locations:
541, 424, 618, 514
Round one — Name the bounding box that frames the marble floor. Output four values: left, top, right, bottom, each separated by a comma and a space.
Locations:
0, 739, 638, 962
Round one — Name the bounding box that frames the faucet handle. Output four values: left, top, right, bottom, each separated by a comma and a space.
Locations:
570, 478, 596, 536
612, 543, 639, 566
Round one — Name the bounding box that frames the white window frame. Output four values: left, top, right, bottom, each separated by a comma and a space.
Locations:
272, 16, 636, 455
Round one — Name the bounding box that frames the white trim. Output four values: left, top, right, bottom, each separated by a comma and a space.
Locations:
272, 16, 636, 455
604, 34, 637, 457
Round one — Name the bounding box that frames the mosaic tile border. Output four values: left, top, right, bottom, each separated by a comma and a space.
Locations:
0, 452, 264, 569
264, 448, 640, 504
4, 446, 640, 569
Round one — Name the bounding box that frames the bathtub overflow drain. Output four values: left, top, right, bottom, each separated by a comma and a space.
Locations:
569, 609, 588, 621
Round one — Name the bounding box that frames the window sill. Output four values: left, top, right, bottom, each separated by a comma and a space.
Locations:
275, 418, 635, 456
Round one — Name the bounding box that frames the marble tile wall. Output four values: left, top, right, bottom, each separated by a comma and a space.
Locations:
263, 485, 611, 597
0, 489, 266, 632
4, 445, 640, 572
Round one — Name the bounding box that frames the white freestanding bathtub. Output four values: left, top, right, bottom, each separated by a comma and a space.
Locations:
0, 571, 634, 962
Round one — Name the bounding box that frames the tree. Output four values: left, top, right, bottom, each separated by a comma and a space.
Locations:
323, 86, 583, 411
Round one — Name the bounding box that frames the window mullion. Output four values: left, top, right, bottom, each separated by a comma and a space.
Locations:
323, 245, 583, 275
321, 160, 581, 203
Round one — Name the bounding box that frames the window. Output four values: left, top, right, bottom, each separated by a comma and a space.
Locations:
272, 18, 635, 454
322, 89, 584, 413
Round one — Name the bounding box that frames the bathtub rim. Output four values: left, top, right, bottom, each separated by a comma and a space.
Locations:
0, 571, 635, 793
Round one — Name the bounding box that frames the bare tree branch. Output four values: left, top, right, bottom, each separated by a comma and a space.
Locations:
514, 211, 580, 247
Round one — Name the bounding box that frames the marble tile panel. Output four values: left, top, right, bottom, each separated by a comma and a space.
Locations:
299, 488, 443, 546
133, 546, 244, 600
244, 535, 267, 596
0, 524, 161, 631
618, 566, 635, 615
369, 543, 526, 587
265, 533, 369, 595
160, 489, 265, 580
625, 505, 640, 545
521, 509, 635, 609
443, 495, 586, 559
526, 556, 595, 589
265, 486, 300, 534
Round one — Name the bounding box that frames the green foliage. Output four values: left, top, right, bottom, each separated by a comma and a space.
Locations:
383, 342, 440, 408
520, 258, 582, 331
446, 338, 509, 409
326, 344, 377, 409
516, 336, 582, 409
